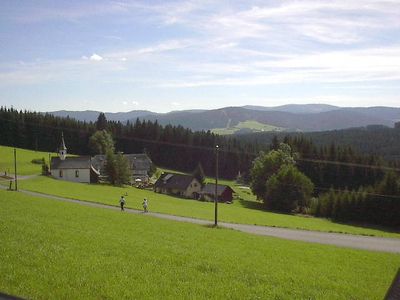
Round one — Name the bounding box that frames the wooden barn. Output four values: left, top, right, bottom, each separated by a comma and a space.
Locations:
201, 183, 235, 203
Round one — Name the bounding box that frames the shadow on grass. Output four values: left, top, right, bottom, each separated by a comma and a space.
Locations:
331, 219, 400, 236
239, 197, 400, 235
237, 197, 265, 211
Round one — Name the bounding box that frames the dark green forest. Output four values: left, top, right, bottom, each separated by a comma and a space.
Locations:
0, 107, 257, 179
238, 124, 400, 162
0, 107, 396, 189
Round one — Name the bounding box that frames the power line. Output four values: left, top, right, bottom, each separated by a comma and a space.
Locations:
269, 181, 400, 200
1, 116, 400, 199
0, 115, 399, 172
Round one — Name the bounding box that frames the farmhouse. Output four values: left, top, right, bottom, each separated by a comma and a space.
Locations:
92, 153, 152, 183
154, 172, 201, 199
50, 133, 99, 183
201, 183, 235, 203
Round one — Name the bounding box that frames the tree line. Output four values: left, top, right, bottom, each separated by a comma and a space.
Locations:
0, 107, 394, 188
0, 107, 257, 179
311, 171, 400, 227
250, 142, 400, 228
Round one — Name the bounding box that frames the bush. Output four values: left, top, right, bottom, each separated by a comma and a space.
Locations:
265, 165, 314, 213
31, 158, 45, 164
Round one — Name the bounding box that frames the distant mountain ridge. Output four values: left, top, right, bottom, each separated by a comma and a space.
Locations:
243, 104, 339, 114
48, 104, 400, 132
49, 110, 156, 123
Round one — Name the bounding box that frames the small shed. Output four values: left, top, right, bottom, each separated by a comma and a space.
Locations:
201, 183, 235, 203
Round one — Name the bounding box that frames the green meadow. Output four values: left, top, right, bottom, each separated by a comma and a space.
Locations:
0, 145, 55, 176
2, 145, 399, 238
211, 120, 285, 135
16, 176, 400, 238
1, 190, 399, 299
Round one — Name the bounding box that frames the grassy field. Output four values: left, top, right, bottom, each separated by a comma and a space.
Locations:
15, 176, 400, 238
212, 120, 285, 135
0, 145, 56, 176
2, 145, 399, 238
1, 190, 399, 299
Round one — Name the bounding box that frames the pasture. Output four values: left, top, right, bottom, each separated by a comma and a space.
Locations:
1, 190, 399, 299
15, 176, 400, 238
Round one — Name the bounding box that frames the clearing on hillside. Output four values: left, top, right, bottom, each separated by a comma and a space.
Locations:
211, 120, 286, 135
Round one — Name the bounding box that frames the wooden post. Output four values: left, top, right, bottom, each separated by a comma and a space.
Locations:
14, 148, 17, 191
214, 145, 219, 226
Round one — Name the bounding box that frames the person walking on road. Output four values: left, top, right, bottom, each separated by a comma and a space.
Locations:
142, 198, 148, 213
119, 196, 126, 211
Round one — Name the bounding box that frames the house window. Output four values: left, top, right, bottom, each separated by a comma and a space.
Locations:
75, 170, 79, 178
193, 183, 198, 187
59, 170, 63, 177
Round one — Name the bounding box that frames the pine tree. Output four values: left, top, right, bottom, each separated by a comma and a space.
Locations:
96, 113, 108, 131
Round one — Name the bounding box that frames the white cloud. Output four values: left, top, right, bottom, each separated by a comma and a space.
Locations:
89, 54, 103, 61
132, 101, 139, 105
171, 101, 180, 107
122, 101, 128, 105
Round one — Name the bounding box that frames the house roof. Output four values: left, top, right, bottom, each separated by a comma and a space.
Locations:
51, 156, 92, 170
91, 155, 106, 171
154, 173, 197, 191
124, 154, 152, 170
91, 154, 152, 172
201, 183, 234, 196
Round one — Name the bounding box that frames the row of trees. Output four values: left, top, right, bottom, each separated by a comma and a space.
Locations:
0, 107, 257, 180
1, 107, 392, 189
311, 172, 400, 227
249, 142, 400, 227
275, 135, 388, 191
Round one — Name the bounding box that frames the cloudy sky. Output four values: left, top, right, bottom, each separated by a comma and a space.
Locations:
1, 0, 400, 112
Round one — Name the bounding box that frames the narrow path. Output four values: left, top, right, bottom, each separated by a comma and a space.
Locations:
2, 186, 400, 253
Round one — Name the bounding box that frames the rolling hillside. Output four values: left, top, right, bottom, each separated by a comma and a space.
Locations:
141, 107, 395, 132
49, 109, 156, 122
48, 104, 400, 133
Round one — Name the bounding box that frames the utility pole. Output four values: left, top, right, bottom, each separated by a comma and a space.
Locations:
214, 145, 219, 226
14, 148, 17, 191
48, 153, 51, 174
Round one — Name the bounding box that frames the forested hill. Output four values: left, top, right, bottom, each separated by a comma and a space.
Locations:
48, 105, 400, 132
0, 107, 257, 180
237, 124, 400, 162
0, 107, 396, 193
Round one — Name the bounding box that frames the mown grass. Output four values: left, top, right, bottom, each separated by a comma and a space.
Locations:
1, 190, 399, 299
0, 145, 56, 176
15, 176, 400, 238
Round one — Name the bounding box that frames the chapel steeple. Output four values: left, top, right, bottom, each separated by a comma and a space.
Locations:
59, 132, 67, 160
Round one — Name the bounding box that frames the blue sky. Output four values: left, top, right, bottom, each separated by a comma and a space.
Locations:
1, 0, 400, 113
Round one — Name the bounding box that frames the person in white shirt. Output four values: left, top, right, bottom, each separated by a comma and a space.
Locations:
142, 198, 148, 213
119, 196, 126, 211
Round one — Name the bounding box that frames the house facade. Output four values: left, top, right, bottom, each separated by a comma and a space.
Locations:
154, 173, 201, 199
50, 133, 99, 184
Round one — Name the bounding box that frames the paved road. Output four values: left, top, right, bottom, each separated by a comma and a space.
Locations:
2, 186, 400, 253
